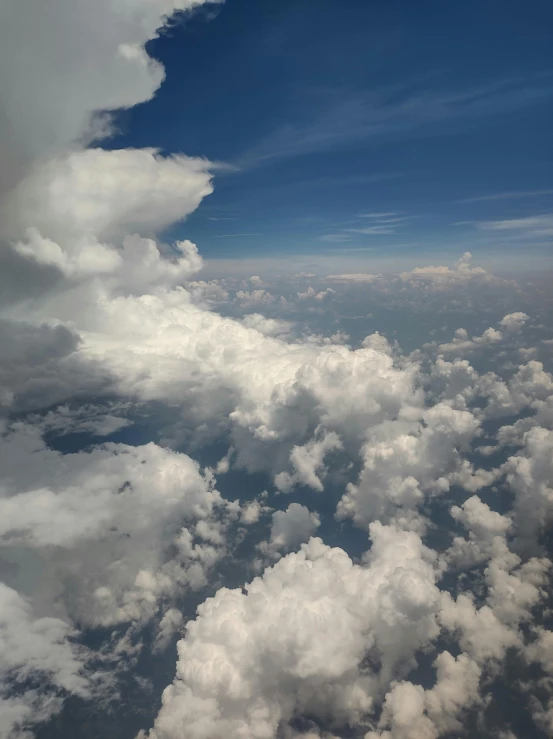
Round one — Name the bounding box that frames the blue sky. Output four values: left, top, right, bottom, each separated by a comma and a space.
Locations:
110, 0, 553, 264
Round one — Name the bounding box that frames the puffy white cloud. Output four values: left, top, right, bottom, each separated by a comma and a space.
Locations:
439, 592, 520, 664
337, 403, 486, 531
3, 148, 213, 246
502, 425, 553, 547
39, 284, 422, 487
0, 0, 219, 197
0, 582, 90, 739
428, 356, 482, 411
185, 279, 229, 307
446, 495, 511, 569
240, 498, 269, 525
439, 540, 549, 664
154, 608, 185, 653
525, 628, 553, 674
430, 357, 553, 430
235, 288, 277, 307
297, 286, 335, 300
274, 431, 343, 493
0, 423, 233, 629
367, 652, 481, 739
438, 326, 503, 354
362, 332, 394, 355
144, 523, 441, 739
259, 503, 321, 558
436, 313, 532, 356
399, 252, 500, 288
499, 312, 529, 332
240, 313, 295, 338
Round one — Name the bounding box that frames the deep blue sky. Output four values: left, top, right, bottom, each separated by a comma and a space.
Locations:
110, 0, 553, 263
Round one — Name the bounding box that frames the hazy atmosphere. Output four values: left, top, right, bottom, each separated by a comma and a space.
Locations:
1, 2, 553, 738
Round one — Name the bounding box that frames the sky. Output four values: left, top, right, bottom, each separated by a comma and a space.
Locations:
106, 0, 553, 267
1, 2, 553, 739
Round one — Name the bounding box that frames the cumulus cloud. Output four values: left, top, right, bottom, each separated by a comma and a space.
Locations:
0, 582, 90, 739
337, 403, 488, 532
258, 503, 321, 558
438, 326, 503, 353
367, 652, 481, 739
3, 148, 213, 246
297, 286, 335, 300
502, 425, 553, 549
0, 423, 234, 632
235, 288, 277, 307
240, 313, 295, 337
274, 431, 344, 493
399, 252, 496, 287
447, 495, 511, 569
143, 524, 442, 739
436, 312, 530, 355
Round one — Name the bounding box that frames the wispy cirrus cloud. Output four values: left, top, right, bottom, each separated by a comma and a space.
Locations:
237, 74, 553, 169
477, 213, 553, 237
320, 211, 413, 242
320, 232, 355, 242
347, 225, 396, 235
456, 189, 553, 204
453, 213, 553, 249
214, 232, 264, 238
358, 211, 400, 219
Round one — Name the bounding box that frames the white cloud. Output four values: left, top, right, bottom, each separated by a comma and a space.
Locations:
154, 608, 185, 653
143, 523, 441, 739
240, 498, 270, 525
326, 272, 381, 283
259, 503, 321, 558
0, 0, 219, 197
0, 423, 233, 630
502, 425, 553, 548
499, 312, 529, 331
439, 539, 549, 665
3, 148, 213, 246
367, 652, 481, 739
436, 312, 529, 356
235, 288, 276, 307
337, 403, 486, 531
297, 286, 335, 300
240, 313, 294, 337
456, 189, 553, 203
477, 214, 553, 237
446, 495, 511, 569
438, 326, 503, 354
361, 332, 394, 355
400, 252, 501, 288
274, 431, 343, 493
0, 582, 90, 739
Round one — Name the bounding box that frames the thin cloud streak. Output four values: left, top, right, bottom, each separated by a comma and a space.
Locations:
214, 233, 265, 238
321, 211, 413, 241
456, 189, 553, 203
236, 74, 553, 170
